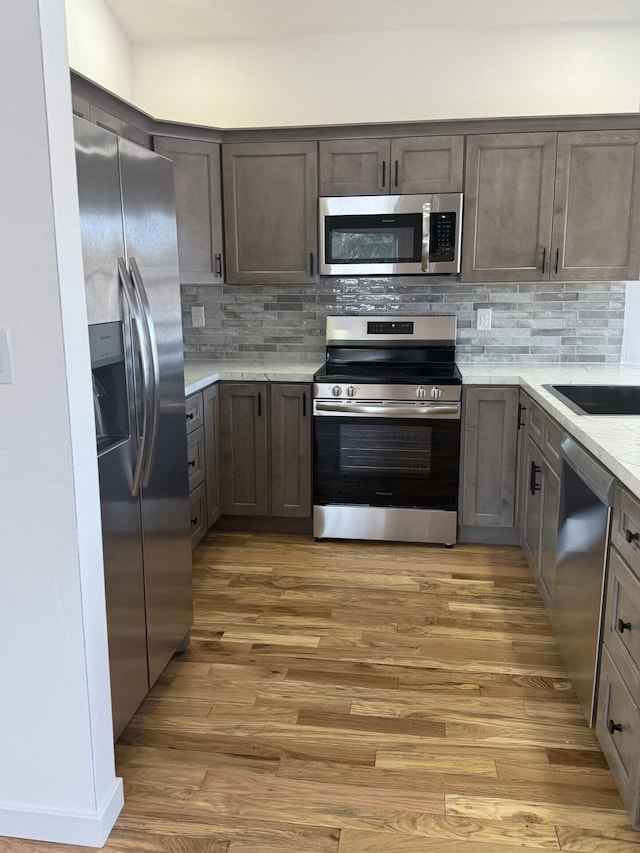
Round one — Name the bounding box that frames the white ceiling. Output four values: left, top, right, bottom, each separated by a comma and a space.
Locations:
103, 0, 640, 43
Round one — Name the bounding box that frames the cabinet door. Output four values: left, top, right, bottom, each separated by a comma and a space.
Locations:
219, 383, 269, 515
522, 434, 543, 573
552, 131, 640, 281
270, 384, 312, 517
462, 132, 557, 282
154, 137, 224, 284
223, 141, 318, 284
460, 386, 519, 527
391, 136, 464, 194
513, 394, 529, 532
203, 383, 221, 527
319, 138, 390, 195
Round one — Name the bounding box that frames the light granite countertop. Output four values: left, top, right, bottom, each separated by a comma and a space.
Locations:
184, 359, 640, 499
184, 359, 324, 395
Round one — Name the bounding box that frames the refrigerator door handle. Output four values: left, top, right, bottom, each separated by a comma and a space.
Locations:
117, 256, 150, 497
129, 256, 160, 487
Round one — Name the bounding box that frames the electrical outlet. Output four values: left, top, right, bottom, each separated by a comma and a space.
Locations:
191, 305, 205, 328
477, 308, 492, 331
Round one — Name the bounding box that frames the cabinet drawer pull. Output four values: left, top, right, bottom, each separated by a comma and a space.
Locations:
190, 517, 198, 526
189, 459, 196, 468
618, 618, 632, 633
624, 528, 640, 544
186, 412, 194, 421
608, 719, 622, 735
529, 461, 541, 495
517, 403, 526, 430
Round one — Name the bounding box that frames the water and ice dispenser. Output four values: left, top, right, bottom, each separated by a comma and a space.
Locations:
89, 322, 129, 454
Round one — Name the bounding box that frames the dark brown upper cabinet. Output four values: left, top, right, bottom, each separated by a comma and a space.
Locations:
319, 135, 464, 196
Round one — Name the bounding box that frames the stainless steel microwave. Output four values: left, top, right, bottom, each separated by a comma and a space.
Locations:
319, 193, 463, 276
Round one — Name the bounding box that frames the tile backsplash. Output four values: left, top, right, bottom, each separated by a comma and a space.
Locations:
181, 277, 626, 363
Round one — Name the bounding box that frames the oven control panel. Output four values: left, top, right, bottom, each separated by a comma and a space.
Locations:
315, 383, 461, 402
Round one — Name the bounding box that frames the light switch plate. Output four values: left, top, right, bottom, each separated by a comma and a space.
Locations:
0, 328, 15, 384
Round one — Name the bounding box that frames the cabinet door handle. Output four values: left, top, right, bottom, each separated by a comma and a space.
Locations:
625, 528, 640, 544
215, 253, 222, 277
190, 517, 198, 526
618, 618, 632, 633
394, 159, 399, 187
188, 459, 196, 468
529, 461, 541, 495
608, 719, 622, 735
310, 252, 314, 277
517, 404, 527, 430
186, 412, 194, 421
302, 392, 307, 417
541, 247, 547, 274
555, 248, 560, 274
257, 391, 262, 417
382, 160, 386, 188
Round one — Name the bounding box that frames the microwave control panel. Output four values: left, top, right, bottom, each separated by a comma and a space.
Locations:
429, 212, 456, 263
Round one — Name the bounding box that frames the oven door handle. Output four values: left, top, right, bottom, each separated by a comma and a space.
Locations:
314, 401, 461, 418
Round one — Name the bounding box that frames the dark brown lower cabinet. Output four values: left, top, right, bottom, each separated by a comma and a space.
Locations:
219, 382, 311, 518
460, 386, 519, 529
203, 383, 222, 526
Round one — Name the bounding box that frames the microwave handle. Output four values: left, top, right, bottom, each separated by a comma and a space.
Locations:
421, 209, 431, 272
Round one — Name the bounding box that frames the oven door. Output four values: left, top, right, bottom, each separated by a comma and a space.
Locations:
313, 405, 460, 511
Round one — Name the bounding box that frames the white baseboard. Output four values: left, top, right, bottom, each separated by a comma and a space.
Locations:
0, 777, 123, 848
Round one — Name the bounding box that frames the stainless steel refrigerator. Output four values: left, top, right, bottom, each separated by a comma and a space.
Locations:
74, 116, 192, 740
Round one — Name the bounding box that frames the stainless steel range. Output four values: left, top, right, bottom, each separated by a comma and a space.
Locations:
313, 315, 461, 545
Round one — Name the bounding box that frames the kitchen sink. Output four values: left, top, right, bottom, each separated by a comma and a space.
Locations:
543, 384, 640, 415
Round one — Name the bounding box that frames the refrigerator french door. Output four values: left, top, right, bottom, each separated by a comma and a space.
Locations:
75, 117, 192, 739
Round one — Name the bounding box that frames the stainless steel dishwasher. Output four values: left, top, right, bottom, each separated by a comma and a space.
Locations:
553, 436, 616, 726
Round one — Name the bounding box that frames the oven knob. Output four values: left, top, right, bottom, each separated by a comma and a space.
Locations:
431, 386, 443, 399
346, 385, 357, 397
416, 386, 427, 399
332, 385, 342, 397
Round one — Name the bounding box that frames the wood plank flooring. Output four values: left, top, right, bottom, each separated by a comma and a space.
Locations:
6, 531, 639, 852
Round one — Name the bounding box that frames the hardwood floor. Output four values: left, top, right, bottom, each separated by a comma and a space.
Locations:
7, 531, 640, 852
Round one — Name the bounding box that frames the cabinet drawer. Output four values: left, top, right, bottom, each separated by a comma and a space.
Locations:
187, 426, 206, 491
189, 482, 207, 548
612, 487, 640, 572
604, 546, 640, 698
185, 392, 204, 434
542, 415, 564, 475
596, 644, 640, 825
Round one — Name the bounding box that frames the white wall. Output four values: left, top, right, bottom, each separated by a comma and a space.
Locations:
130, 23, 640, 128
622, 283, 640, 364
0, 0, 121, 845
65, 0, 132, 103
